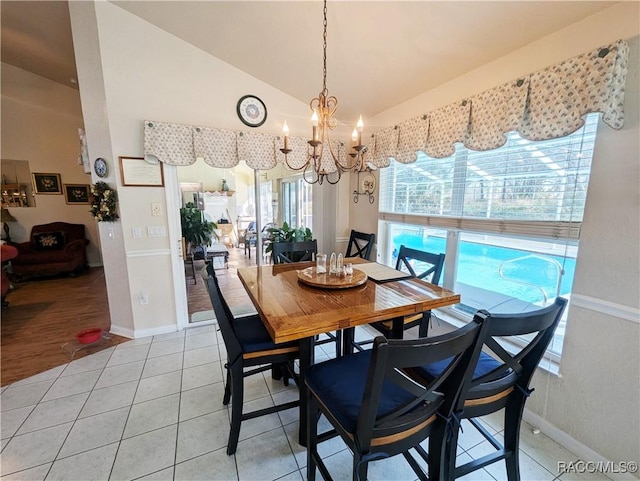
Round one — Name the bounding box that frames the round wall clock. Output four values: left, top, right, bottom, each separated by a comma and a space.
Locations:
237, 95, 267, 127
94, 158, 108, 178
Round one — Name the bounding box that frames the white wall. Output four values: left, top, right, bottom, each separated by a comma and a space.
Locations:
69, 1, 313, 337
363, 2, 640, 468
0, 63, 101, 266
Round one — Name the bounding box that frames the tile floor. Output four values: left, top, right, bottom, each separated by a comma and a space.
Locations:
0, 323, 611, 481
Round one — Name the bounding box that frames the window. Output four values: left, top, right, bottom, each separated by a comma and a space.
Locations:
281, 176, 313, 229
379, 113, 598, 357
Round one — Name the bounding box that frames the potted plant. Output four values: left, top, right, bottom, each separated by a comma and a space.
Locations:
180, 202, 217, 256
265, 222, 313, 261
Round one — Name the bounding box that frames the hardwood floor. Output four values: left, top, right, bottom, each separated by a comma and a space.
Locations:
1, 268, 128, 386
1, 244, 260, 387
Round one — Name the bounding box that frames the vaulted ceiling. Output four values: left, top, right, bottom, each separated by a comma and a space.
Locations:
1, 1, 619, 121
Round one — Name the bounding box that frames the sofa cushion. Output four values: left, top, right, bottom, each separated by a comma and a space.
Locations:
33, 231, 66, 251
12, 250, 73, 266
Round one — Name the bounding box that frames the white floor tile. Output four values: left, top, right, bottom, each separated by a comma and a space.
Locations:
0, 463, 51, 481
152, 331, 185, 343
147, 338, 185, 359
123, 393, 180, 439
141, 352, 184, 379
110, 424, 178, 481
46, 442, 118, 481
0, 422, 73, 476
134, 370, 182, 404
176, 410, 230, 463
17, 392, 89, 435
1, 380, 55, 412
58, 407, 128, 458
235, 428, 299, 481
60, 349, 113, 377
41, 370, 100, 402
173, 449, 238, 481
106, 344, 150, 368
182, 346, 220, 369
136, 466, 175, 480
79, 380, 138, 419
179, 382, 226, 422
1, 405, 35, 440
181, 361, 223, 391
184, 332, 217, 351
94, 361, 144, 389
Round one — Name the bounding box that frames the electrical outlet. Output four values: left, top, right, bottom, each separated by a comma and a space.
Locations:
151, 202, 162, 216
132, 227, 142, 239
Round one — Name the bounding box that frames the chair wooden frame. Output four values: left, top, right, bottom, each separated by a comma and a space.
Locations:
271, 239, 318, 264
203, 262, 300, 455
418, 297, 568, 480
345, 230, 375, 260
306, 318, 488, 481
352, 245, 445, 352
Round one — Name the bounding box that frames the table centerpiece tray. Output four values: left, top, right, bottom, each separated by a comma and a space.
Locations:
297, 266, 367, 289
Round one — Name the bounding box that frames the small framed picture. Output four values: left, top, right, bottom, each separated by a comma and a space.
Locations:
119, 156, 164, 187
32, 173, 62, 194
63, 184, 91, 204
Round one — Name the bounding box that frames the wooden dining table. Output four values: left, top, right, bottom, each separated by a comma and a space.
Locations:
236, 258, 461, 446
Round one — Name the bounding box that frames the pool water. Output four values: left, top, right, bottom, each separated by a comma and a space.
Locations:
392, 234, 575, 304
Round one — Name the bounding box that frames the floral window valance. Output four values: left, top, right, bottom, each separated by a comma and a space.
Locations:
145, 40, 628, 170
369, 39, 629, 166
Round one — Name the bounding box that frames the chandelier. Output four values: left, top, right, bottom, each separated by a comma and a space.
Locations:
280, 0, 368, 185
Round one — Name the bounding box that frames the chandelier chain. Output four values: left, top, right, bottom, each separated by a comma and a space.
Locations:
322, 0, 328, 97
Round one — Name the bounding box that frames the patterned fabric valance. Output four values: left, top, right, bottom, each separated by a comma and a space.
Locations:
371, 39, 629, 162
145, 40, 628, 170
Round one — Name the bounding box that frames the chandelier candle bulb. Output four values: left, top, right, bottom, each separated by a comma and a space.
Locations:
282, 121, 290, 150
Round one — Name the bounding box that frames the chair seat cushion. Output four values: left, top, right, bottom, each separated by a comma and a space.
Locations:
305, 350, 419, 433
235, 315, 298, 353
417, 351, 503, 382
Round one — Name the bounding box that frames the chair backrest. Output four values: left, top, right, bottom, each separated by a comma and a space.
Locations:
395, 245, 445, 285
355, 318, 488, 453
345, 230, 375, 260
246, 221, 257, 233
203, 262, 242, 361
272, 240, 317, 264
465, 297, 567, 405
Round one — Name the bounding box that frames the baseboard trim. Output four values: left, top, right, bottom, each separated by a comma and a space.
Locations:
108, 323, 178, 339
108, 325, 134, 339
524, 410, 639, 481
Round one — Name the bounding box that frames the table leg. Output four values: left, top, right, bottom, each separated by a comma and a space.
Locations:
342, 327, 355, 356
298, 336, 315, 446
391, 316, 404, 339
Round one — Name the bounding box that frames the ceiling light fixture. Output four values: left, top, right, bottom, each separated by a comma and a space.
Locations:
280, 0, 367, 185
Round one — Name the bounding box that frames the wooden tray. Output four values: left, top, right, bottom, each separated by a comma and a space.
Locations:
297, 267, 368, 289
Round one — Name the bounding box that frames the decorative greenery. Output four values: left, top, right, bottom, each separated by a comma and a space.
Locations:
180, 202, 217, 250
265, 221, 313, 255
90, 181, 119, 222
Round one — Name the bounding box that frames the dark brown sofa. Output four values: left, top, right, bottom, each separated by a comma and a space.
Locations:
12, 222, 89, 279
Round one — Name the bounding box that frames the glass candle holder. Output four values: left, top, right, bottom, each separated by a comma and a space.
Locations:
329, 252, 337, 275
316, 253, 327, 273
345, 262, 353, 275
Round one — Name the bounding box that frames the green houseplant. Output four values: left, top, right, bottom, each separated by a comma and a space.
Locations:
180, 202, 216, 253
265, 222, 313, 261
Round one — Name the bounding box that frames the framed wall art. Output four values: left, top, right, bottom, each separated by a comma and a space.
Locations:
119, 156, 164, 187
63, 184, 91, 204
32, 173, 62, 194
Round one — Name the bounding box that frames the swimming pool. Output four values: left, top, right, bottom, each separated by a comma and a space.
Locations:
392, 233, 575, 304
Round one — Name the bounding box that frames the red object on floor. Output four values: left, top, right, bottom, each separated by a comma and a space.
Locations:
76, 328, 102, 344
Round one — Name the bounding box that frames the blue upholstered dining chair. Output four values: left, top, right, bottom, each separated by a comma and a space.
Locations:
352, 244, 446, 353
305, 318, 489, 481
203, 261, 300, 455
415, 297, 567, 481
